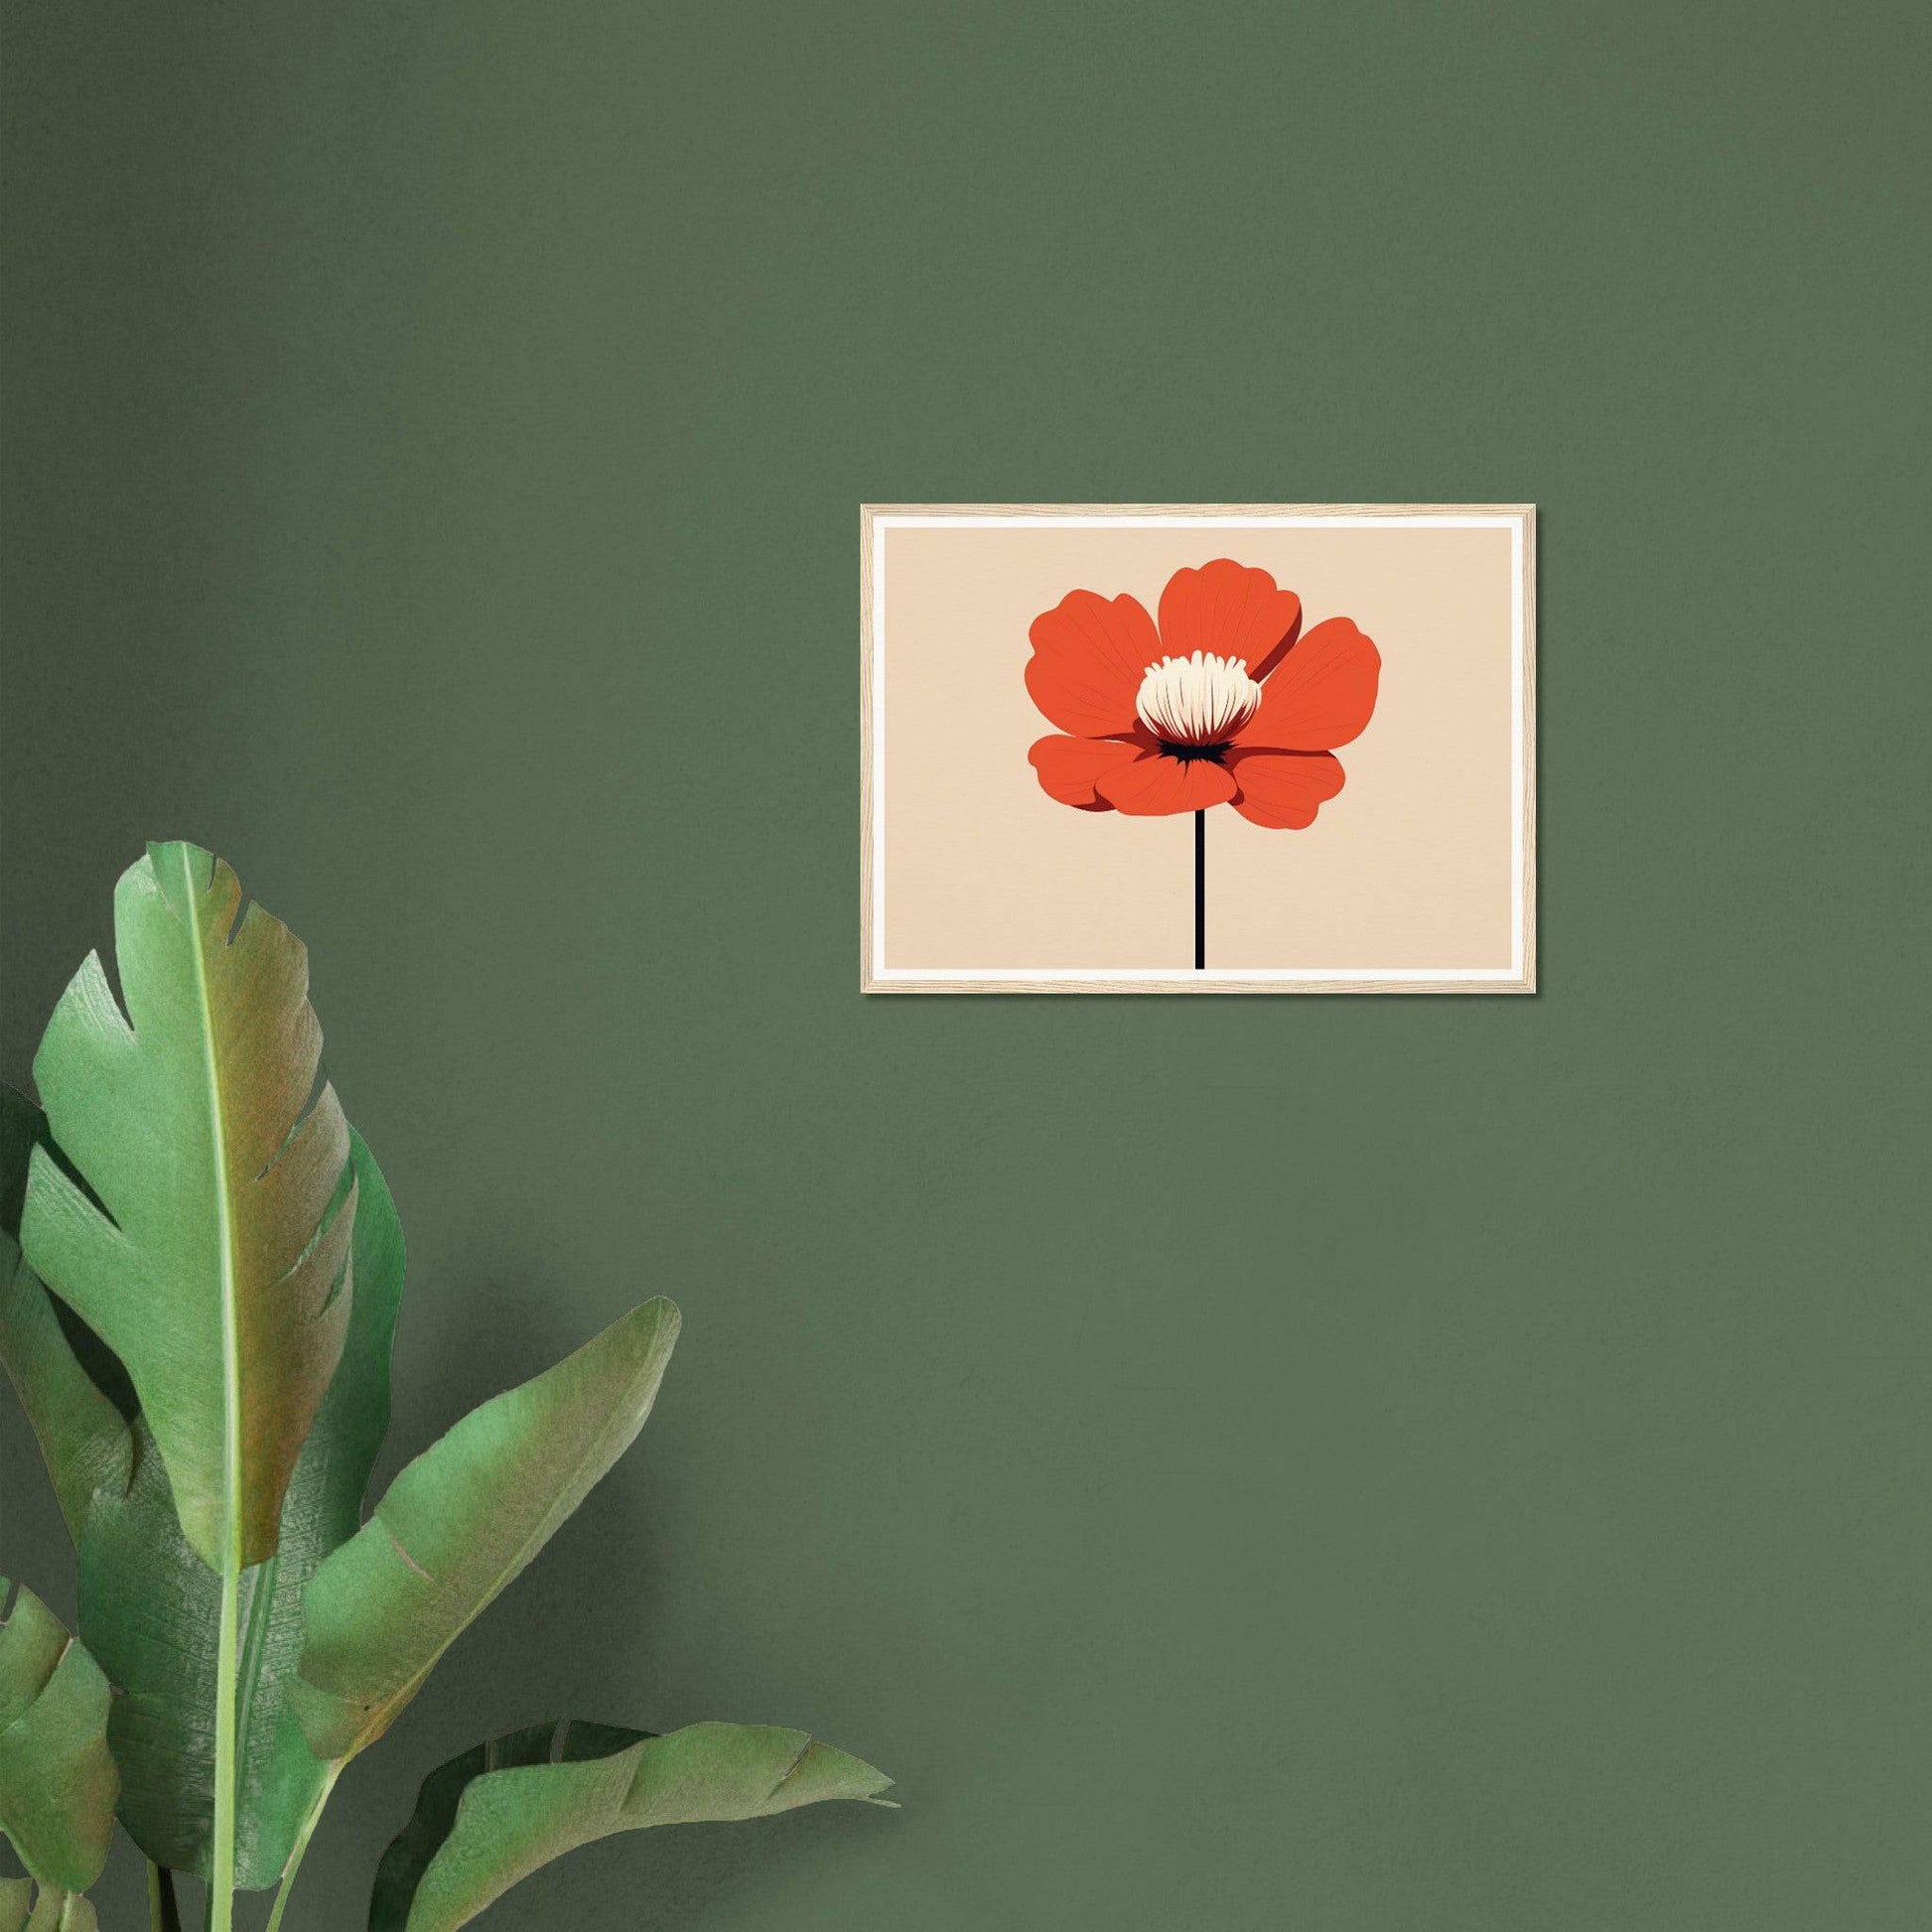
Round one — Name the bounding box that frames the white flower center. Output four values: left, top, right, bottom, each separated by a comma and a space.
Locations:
1134, 651, 1262, 748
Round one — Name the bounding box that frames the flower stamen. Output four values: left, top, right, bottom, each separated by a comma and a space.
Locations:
1135, 651, 1262, 750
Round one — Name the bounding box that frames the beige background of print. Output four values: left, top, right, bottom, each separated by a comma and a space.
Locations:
878, 521, 1519, 974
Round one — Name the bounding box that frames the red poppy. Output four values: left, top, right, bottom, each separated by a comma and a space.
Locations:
1025, 559, 1380, 829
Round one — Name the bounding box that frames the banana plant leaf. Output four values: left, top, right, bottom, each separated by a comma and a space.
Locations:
369, 1720, 895, 1932
0, 1089, 132, 1544
21, 841, 355, 1571
294, 1298, 681, 1764
20, 1890, 97, 1932
0, 1582, 117, 1894
75, 1131, 406, 1888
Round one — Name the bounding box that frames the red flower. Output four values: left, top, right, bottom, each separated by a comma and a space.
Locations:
1025, 559, 1380, 828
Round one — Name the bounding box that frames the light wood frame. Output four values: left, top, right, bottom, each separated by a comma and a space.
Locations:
862, 503, 1537, 995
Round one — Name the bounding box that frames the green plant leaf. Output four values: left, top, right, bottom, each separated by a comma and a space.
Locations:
20, 841, 355, 1571
0, 1581, 117, 1893
294, 1298, 681, 1764
22, 1889, 98, 1932
369, 1720, 895, 1932
0, 1089, 133, 1544
77, 1131, 406, 1888
0, 1876, 30, 1932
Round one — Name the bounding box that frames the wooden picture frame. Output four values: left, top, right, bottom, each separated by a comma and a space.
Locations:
863, 504, 1536, 995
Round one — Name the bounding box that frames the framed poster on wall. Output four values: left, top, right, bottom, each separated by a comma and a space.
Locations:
863, 503, 1536, 994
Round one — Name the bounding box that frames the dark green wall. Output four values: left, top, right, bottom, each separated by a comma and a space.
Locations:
4, 2, 1925, 1926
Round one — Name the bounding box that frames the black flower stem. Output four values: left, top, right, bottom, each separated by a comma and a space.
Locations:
1194, 809, 1205, 971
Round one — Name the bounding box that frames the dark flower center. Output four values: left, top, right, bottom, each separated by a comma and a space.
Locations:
1161, 740, 1232, 764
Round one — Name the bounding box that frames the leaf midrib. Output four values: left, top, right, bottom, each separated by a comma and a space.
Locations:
176, 845, 245, 1928
173, 843, 243, 1565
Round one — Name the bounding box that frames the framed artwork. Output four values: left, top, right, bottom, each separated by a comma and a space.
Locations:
862, 504, 1536, 995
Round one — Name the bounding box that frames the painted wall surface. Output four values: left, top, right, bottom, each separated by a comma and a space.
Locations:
2, 4, 1924, 1926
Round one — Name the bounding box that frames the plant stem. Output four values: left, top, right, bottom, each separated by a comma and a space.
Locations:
207, 1545, 240, 1932
1193, 809, 1205, 970
148, 1863, 184, 1932
182, 831, 244, 1932
264, 1766, 340, 1932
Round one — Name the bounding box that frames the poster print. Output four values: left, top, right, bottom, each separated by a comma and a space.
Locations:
862, 504, 1535, 994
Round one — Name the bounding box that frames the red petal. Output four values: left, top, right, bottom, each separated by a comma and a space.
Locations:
1234, 618, 1380, 750
1028, 734, 1143, 810
1094, 751, 1237, 817
1157, 560, 1302, 678
1025, 591, 1159, 737
1225, 750, 1346, 829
